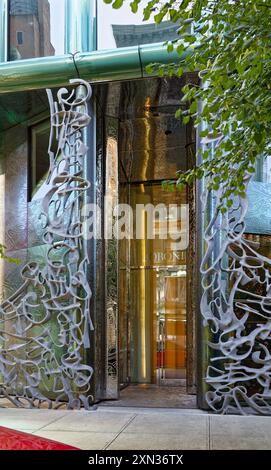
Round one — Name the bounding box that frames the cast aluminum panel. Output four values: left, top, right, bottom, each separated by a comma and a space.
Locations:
201, 175, 271, 415
0, 79, 94, 409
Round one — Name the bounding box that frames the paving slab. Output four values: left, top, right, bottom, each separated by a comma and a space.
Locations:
96, 406, 207, 415
32, 430, 117, 450
2, 406, 271, 450
210, 415, 271, 450
107, 432, 208, 450
42, 410, 135, 433
123, 413, 208, 435
0, 408, 66, 431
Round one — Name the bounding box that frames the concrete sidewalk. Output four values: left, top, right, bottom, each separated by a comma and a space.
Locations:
0, 406, 271, 450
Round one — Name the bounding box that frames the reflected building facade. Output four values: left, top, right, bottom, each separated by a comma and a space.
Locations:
112, 21, 179, 48
9, 0, 55, 60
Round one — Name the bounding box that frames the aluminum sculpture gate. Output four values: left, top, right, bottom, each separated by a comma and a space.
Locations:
201, 176, 271, 415
0, 79, 94, 409
1, 77, 271, 415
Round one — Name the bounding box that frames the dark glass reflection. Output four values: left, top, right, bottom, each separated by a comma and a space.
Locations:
31, 120, 51, 199
9, 0, 65, 60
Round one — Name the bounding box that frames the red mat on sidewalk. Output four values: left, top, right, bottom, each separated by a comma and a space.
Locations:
0, 426, 79, 450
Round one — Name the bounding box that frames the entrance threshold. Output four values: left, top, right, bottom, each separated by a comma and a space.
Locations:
99, 385, 197, 409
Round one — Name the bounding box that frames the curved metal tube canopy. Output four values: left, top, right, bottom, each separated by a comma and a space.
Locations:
0, 43, 188, 94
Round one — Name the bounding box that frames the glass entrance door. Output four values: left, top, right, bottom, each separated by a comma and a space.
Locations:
118, 182, 188, 387
156, 269, 186, 385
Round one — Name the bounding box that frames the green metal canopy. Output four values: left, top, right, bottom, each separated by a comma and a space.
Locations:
0, 42, 188, 94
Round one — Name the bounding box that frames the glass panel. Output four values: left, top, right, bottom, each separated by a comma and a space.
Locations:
0, 0, 8, 61
130, 183, 188, 269
157, 270, 186, 383
98, 0, 179, 50
119, 182, 188, 384
9, 0, 65, 60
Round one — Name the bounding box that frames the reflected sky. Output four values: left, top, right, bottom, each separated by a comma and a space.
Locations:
49, 0, 65, 55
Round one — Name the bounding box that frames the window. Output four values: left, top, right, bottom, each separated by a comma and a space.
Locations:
30, 120, 51, 200
16, 31, 23, 45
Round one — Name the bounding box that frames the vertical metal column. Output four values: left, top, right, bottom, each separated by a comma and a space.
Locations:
65, 0, 99, 399
195, 98, 211, 410
65, 0, 97, 54
103, 116, 119, 399
0, 0, 8, 62
84, 94, 100, 401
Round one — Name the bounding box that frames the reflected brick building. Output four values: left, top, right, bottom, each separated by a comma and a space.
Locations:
9, 0, 54, 60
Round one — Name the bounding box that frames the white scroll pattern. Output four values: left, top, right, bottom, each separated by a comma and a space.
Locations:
201, 175, 271, 414
0, 79, 94, 409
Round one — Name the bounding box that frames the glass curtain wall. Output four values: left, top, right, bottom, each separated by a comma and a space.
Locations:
7, 0, 97, 61
0, 0, 8, 61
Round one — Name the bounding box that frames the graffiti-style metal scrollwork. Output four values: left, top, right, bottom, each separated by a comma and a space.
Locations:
201, 174, 271, 415
0, 79, 94, 409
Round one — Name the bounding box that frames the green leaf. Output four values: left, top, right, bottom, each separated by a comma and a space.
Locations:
130, 0, 139, 13
189, 101, 197, 114
176, 44, 185, 55
247, 166, 255, 173
175, 109, 182, 119
154, 12, 164, 24
254, 132, 263, 145
177, 66, 183, 77
200, 129, 209, 138
112, 0, 124, 8
158, 67, 165, 77
145, 64, 155, 74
